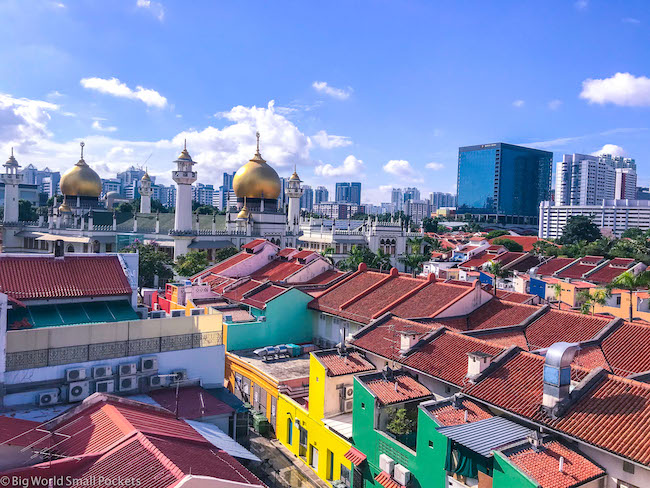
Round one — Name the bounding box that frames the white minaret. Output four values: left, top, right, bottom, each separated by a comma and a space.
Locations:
286, 167, 303, 234
139, 170, 153, 214
1, 148, 24, 223
172, 140, 196, 232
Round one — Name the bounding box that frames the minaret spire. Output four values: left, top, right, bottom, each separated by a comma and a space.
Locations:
256, 131, 261, 155
80, 141, 85, 160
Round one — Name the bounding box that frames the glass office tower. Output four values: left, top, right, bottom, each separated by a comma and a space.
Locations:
457, 143, 552, 219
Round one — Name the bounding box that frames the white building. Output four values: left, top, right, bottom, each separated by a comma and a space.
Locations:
615, 168, 637, 200
539, 199, 650, 239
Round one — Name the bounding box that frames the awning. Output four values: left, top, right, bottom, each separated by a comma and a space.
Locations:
374, 471, 405, 488
36, 233, 91, 243
188, 240, 234, 249
14, 231, 45, 238
344, 446, 366, 465
186, 419, 260, 462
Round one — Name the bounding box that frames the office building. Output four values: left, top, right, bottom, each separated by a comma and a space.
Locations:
314, 186, 329, 205
301, 184, 314, 211
335, 182, 361, 204
457, 143, 552, 221
391, 188, 403, 212
102, 178, 122, 196
21, 164, 60, 198
637, 187, 650, 200
403, 187, 420, 203
117, 166, 146, 188
615, 168, 637, 200
429, 191, 456, 210
192, 183, 215, 206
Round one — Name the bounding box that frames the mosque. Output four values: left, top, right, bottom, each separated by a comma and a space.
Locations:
0, 133, 304, 259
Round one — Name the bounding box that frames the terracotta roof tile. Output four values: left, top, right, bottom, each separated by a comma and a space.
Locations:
507, 254, 545, 273
148, 386, 234, 419
502, 439, 605, 488
425, 398, 493, 426
493, 252, 526, 266
586, 258, 636, 284
388, 281, 471, 319
536, 258, 577, 277
489, 235, 543, 252
436, 299, 539, 332
525, 310, 611, 350
470, 329, 530, 350
277, 248, 297, 257
459, 252, 494, 270
0, 255, 132, 300
200, 252, 252, 276
222, 280, 264, 302
250, 260, 304, 281
304, 269, 345, 285
241, 238, 266, 249
601, 321, 650, 376
363, 373, 431, 406
556, 256, 606, 280
241, 284, 287, 309
315, 351, 375, 376
352, 316, 434, 360
495, 290, 535, 304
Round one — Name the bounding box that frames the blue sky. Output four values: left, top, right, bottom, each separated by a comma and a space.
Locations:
1, 0, 649, 203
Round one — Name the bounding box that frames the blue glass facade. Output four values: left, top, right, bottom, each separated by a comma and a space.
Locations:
457, 143, 552, 217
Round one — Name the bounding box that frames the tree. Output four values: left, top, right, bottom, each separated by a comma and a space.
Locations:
322, 247, 335, 265
484, 260, 512, 294
486, 229, 509, 240
375, 248, 392, 272
122, 242, 174, 291
18, 200, 38, 221
577, 289, 608, 315
622, 228, 644, 240
560, 215, 601, 245
421, 217, 440, 233
116, 201, 134, 214
532, 240, 561, 257
174, 250, 210, 278
606, 270, 650, 322
552, 282, 563, 309
337, 245, 380, 271
151, 199, 170, 213
386, 408, 415, 436
213, 246, 239, 262
492, 237, 524, 252
399, 253, 429, 275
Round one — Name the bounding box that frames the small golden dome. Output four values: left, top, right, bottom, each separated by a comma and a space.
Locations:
59, 202, 71, 213
289, 170, 300, 181
60, 142, 102, 198
142, 171, 151, 182
237, 205, 251, 220
233, 133, 281, 200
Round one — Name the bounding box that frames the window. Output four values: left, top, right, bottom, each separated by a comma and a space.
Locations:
429, 440, 434, 448
286, 418, 293, 445
340, 465, 351, 487
327, 450, 334, 480
623, 461, 635, 474
361, 402, 365, 409
309, 445, 319, 469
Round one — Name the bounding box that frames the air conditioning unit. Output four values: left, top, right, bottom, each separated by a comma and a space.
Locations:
149, 310, 166, 319
393, 465, 411, 486
171, 369, 188, 383
119, 363, 137, 376
170, 309, 184, 317
190, 308, 204, 316
258, 316, 266, 322
141, 356, 158, 373
93, 365, 113, 379
119, 375, 138, 392
345, 386, 354, 398
149, 375, 165, 388
68, 381, 90, 402
95, 380, 115, 393
65, 368, 87, 383
343, 399, 353, 413
38, 390, 60, 407
379, 454, 395, 475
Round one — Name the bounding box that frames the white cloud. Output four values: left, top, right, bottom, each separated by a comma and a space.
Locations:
548, 99, 563, 110
0, 93, 59, 153
92, 120, 117, 132
622, 17, 640, 24
512, 99, 525, 108
80, 77, 168, 108
363, 185, 393, 204
311, 130, 352, 149
425, 162, 444, 171
575, 0, 588, 9
312, 81, 352, 100
383, 159, 423, 183
591, 144, 627, 157
315, 155, 364, 177
47, 90, 64, 98
136, 0, 164, 21
580, 72, 650, 107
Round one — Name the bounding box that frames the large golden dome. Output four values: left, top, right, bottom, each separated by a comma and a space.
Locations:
233, 134, 281, 200
60, 142, 102, 197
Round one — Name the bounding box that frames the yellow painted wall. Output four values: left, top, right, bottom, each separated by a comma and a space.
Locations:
276, 393, 352, 487
6, 314, 222, 353
224, 353, 278, 424
593, 290, 650, 321
308, 354, 326, 421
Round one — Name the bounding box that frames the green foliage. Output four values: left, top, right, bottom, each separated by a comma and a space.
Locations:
486, 229, 509, 240
606, 270, 650, 321
560, 215, 601, 245
18, 200, 38, 221
337, 245, 392, 272
151, 199, 170, 213
492, 237, 524, 252
116, 201, 134, 214
386, 407, 416, 436
532, 240, 561, 257
621, 227, 645, 239
174, 250, 210, 278
577, 289, 608, 315
421, 217, 440, 233
121, 242, 174, 289
213, 246, 239, 262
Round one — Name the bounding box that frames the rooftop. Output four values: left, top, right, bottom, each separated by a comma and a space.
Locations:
556, 256, 606, 280
525, 309, 612, 350
585, 257, 636, 284
423, 397, 493, 427
536, 258, 577, 277
360, 372, 432, 406
314, 350, 376, 376
228, 348, 312, 383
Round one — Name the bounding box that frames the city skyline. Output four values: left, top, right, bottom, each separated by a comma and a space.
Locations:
0, 1, 649, 204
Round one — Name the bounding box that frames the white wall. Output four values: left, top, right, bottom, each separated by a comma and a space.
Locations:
581, 443, 650, 488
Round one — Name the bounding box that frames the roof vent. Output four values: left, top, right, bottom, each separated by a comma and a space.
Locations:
542, 342, 579, 414
527, 430, 544, 452
399, 332, 418, 355
467, 351, 493, 377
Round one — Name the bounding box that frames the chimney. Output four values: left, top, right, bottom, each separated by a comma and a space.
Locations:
399, 332, 418, 355
542, 342, 579, 413
559, 456, 565, 473
467, 351, 493, 377
527, 430, 544, 452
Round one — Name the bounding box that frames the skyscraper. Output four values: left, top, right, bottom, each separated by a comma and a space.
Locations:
457, 143, 552, 219
301, 185, 314, 211
335, 182, 361, 204
615, 168, 637, 200
403, 187, 420, 203
429, 192, 456, 210
350, 182, 361, 205
391, 188, 403, 212
314, 186, 329, 204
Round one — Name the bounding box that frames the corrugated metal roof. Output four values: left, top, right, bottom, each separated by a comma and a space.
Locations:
436, 416, 531, 457
186, 420, 260, 462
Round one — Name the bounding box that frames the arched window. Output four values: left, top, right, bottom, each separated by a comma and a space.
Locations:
390, 239, 396, 255
287, 417, 293, 445
67, 245, 75, 253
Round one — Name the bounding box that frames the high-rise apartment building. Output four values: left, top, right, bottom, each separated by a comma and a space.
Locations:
429, 192, 456, 210
457, 143, 552, 220
300, 185, 314, 211
192, 183, 215, 206
403, 187, 420, 203
391, 188, 403, 212
615, 168, 637, 200
21, 164, 60, 198
335, 182, 361, 204
101, 178, 122, 196
117, 166, 146, 188
314, 186, 329, 205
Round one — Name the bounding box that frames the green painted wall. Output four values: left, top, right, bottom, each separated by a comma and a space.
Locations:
492, 451, 538, 488
225, 288, 314, 351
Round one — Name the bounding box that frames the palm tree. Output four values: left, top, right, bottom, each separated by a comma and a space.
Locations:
398, 253, 428, 276
322, 247, 335, 265
484, 260, 511, 295
552, 282, 563, 310
606, 270, 650, 322
374, 248, 392, 272
577, 289, 608, 315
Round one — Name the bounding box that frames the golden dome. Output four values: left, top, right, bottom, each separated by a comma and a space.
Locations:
289, 170, 300, 181
142, 171, 151, 182
59, 201, 71, 213
60, 142, 102, 197
233, 133, 281, 200
237, 205, 251, 220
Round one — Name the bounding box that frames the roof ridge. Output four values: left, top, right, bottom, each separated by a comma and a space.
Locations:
339, 268, 399, 310
370, 273, 436, 319
309, 263, 368, 301
135, 432, 185, 480
428, 280, 482, 319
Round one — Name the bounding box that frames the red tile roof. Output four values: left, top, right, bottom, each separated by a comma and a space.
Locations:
241, 238, 267, 249
556, 256, 606, 280
200, 252, 252, 276
277, 247, 296, 257
572, 345, 609, 372
352, 316, 434, 360
507, 254, 545, 273
316, 351, 375, 376
495, 290, 535, 304
148, 386, 234, 419
536, 258, 577, 277
489, 235, 542, 252
585, 258, 636, 284
304, 269, 345, 285
464, 352, 650, 465
343, 275, 424, 319
438, 299, 539, 332
470, 329, 530, 350
293, 250, 316, 260
363, 373, 431, 406
494, 251, 526, 267
459, 252, 494, 270
0, 255, 133, 300
525, 310, 611, 350
388, 281, 471, 319
425, 398, 493, 427
502, 439, 605, 488
250, 259, 304, 281
600, 321, 650, 376
375, 471, 406, 488
222, 279, 264, 302
0, 416, 44, 447
344, 446, 367, 465
241, 284, 288, 309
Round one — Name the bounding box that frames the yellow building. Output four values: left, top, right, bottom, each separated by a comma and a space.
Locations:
275, 349, 376, 486
593, 288, 650, 322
